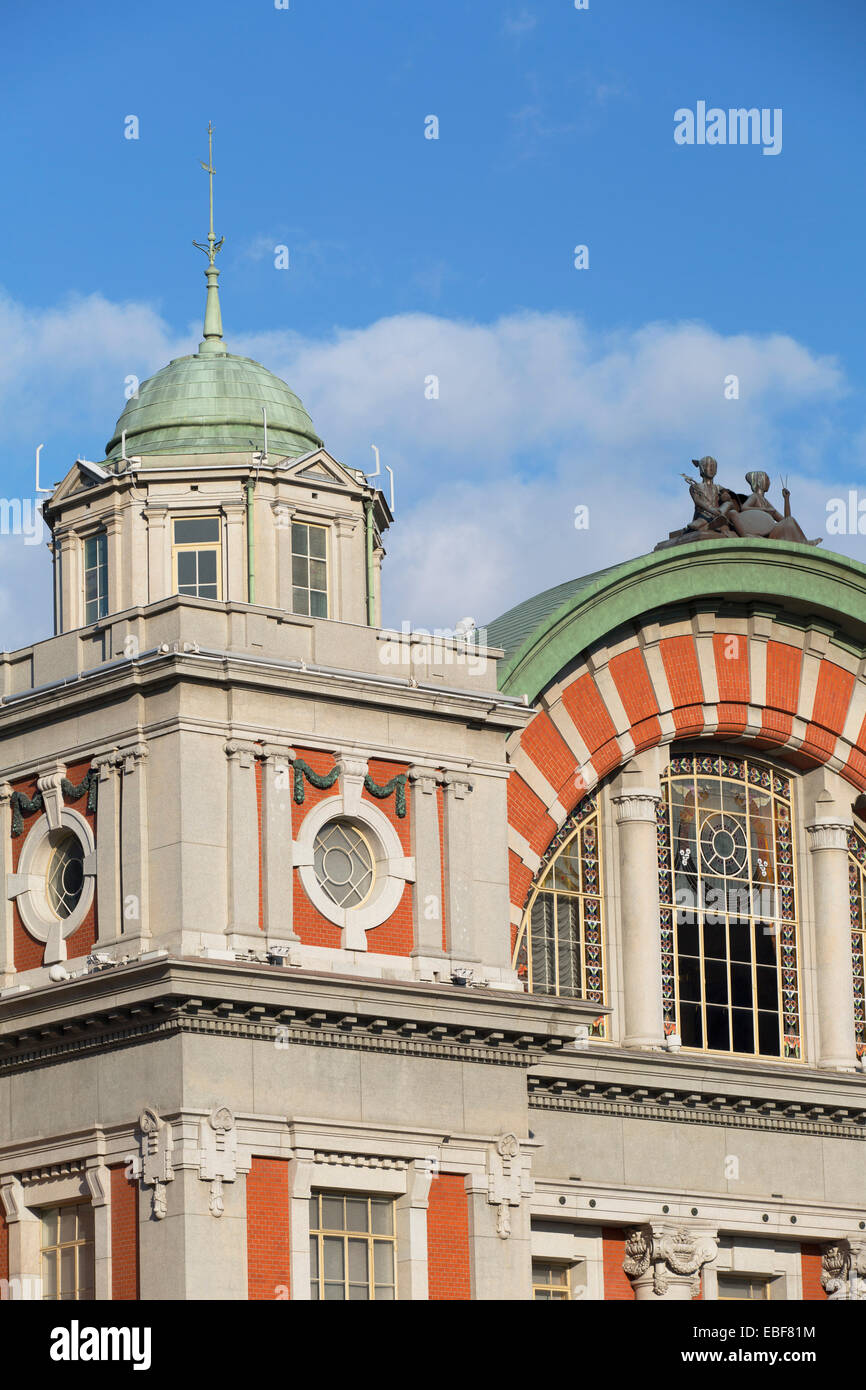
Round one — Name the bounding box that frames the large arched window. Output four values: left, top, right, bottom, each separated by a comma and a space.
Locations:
513, 794, 606, 1030
657, 752, 801, 1059
847, 827, 866, 1060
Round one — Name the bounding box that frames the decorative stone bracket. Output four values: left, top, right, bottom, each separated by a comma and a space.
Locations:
821, 1239, 866, 1300
624, 1221, 718, 1298
486, 1133, 533, 1239
199, 1105, 238, 1217
135, 1107, 174, 1220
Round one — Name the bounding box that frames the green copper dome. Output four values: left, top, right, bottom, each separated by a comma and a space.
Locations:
105, 350, 322, 462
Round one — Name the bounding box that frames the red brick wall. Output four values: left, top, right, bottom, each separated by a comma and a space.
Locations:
801, 1244, 827, 1300
109, 1164, 140, 1300
246, 1157, 290, 1300
363, 757, 413, 956
602, 1228, 635, 1300
12, 759, 97, 969
427, 1173, 471, 1300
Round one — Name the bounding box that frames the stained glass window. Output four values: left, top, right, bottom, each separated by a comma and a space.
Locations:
513, 794, 606, 1031
658, 752, 801, 1059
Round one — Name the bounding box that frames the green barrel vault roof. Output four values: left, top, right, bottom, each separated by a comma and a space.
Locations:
486, 561, 632, 667
105, 351, 322, 461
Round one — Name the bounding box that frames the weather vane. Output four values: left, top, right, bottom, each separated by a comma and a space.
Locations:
193, 121, 225, 265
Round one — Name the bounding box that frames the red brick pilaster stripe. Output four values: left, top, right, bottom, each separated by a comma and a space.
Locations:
427, 1173, 471, 1300
602, 1228, 635, 1300
246, 1157, 290, 1300
109, 1164, 140, 1300
800, 1245, 827, 1300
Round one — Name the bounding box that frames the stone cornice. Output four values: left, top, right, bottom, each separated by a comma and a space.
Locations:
0, 957, 603, 1076
528, 1073, 866, 1139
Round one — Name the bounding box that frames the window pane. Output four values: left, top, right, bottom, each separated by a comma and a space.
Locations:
321, 1197, 344, 1231
177, 552, 197, 586
370, 1200, 392, 1236
375, 1285, 395, 1300
59, 1246, 76, 1296
322, 1237, 344, 1281
348, 1284, 370, 1300
198, 583, 218, 600
373, 1241, 394, 1285
291, 523, 308, 556
323, 1284, 345, 1300
731, 1007, 755, 1053
293, 587, 310, 615
292, 555, 309, 587
347, 1239, 368, 1282
42, 1207, 58, 1246
309, 1196, 319, 1227
309, 559, 327, 591
309, 1237, 319, 1280
78, 1240, 94, 1297
174, 517, 219, 544
308, 527, 327, 559
310, 589, 328, 618
345, 1199, 367, 1233
59, 1207, 78, 1243
198, 550, 217, 584
706, 1005, 730, 1051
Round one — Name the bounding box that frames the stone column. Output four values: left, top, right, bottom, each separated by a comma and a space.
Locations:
465, 1136, 533, 1300
0, 1177, 41, 1299
613, 756, 664, 1049
119, 744, 151, 950
85, 1161, 112, 1301
0, 783, 14, 986
442, 772, 477, 965
821, 1238, 866, 1300
261, 744, 297, 945
624, 1221, 718, 1300
272, 502, 294, 613
408, 766, 446, 964
92, 751, 122, 948
224, 740, 261, 945
54, 528, 80, 633
288, 1155, 315, 1301
145, 506, 169, 602
806, 799, 858, 1071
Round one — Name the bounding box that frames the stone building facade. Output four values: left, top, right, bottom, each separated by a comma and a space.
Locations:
1, 287, 865, 1301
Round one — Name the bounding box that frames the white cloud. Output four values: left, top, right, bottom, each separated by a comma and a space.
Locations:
0, 288, 857, 648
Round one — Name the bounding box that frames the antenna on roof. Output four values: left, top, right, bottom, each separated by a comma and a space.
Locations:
35, 444, 51, 494
368, 444, 381, 480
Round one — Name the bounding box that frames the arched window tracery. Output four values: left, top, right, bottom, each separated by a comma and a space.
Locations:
657, 752, 801, 1059
513, 793, 606, 1032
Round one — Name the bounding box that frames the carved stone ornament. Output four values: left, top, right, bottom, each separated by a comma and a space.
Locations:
821, 1239, 866, 1300
137, 1107, 174, 1220
487, 1133, 532, 1240
624, 1222, 718, 1297
199, 1104, 238, 1217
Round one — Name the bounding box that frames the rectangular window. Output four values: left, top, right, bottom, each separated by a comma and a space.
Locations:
309, 1191, 396, 1300
172, 515, 221, 600
717, 1274, 772, 1300
291, 522, 328, 618
83, 532, 108, 623
532, 1260, 573, 1300
41, 1203, 95, 1300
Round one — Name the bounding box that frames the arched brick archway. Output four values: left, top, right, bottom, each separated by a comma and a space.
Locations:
505, 600, 866, 927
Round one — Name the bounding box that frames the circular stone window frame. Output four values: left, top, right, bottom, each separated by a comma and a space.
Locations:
8, 808, 96, 963
294, 794, 415, 951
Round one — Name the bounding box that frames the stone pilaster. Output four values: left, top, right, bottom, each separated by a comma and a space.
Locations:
92, 751, 122, 948
806, 802, 858, 1071
613, 762, 664, 1048
395, 1161, 433, 1300
623, 1221, 718, 1300
224, 741, 261, 943
119, 744, 150, 950
144, 506, 169, 603
260, 743, 297, 943
408, 765, 445, 962
442, 771, 477, 964
222, 501, 246, 604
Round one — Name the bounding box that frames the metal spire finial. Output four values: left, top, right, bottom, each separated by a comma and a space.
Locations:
193, 121, 227, 354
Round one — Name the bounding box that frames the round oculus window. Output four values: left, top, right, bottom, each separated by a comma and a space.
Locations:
45, 829, 86, 918
313, 820, 375, 909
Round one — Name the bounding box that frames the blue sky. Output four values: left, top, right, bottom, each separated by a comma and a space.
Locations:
1, 0, 865, 645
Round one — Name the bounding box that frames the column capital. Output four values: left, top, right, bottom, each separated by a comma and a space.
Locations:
224, 739, 260, 768
91, 749, 121, 777
822, 1238, 866, 1299
260, 742, 296, 764
613, 789, 660, 824
805, 818, 852, 852
442, 770, 473, 798
408, 765, 442, 795
624, 1221, 718, 1298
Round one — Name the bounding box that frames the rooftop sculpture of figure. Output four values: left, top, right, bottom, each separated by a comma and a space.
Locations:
655, 458, 821, 549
